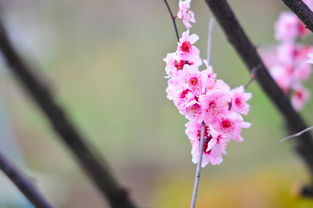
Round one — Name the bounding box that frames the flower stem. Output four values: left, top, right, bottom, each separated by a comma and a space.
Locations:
190, 121, 206, 208
163, 0, 180, 41
207, 18, 215, 65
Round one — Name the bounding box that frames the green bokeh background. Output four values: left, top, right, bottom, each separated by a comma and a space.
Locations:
1, 0, 313, 207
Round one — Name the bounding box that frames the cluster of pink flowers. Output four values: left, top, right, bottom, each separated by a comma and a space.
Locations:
164, 0, 251, 166
262, 0, 313, 110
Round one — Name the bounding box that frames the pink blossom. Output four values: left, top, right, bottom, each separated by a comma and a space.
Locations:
164, 53, 188, 77
163, 52, 202, 78
262, 43, 312, 102
274, 12, 307, 41
177, 30, 200, 61
176, 65, 202, 94
199, 90, 231, 123
179, 98, 202, 121
186, 121, 227, 166
177, 0, 196, 29
211, 113, 251, 142
269, 64, 293, 92
200, 60, 216, 92
191, 138, 227, 166
230, 86, 252, 115
291, 84, 310, 110
276, 42, 297, 65
164, 1, 251, 167
185, 120, 210, 141
294, 62, 312, 81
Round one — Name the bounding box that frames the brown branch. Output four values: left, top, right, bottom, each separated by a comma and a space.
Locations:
0, 20, 138, 207
163, 0, 180, 41
204, 0, 313, 197
0, 151, 53, 208
281, 0, 313, 33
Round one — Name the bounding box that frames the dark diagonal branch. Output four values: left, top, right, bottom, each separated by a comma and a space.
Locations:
204, 0, 313, 197
281, 0, 313, 33
0, 20, 137, 207
0, 151, 53, 208
164, 0, 180, 41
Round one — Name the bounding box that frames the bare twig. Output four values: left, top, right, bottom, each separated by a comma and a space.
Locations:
0, 19, 137, 207
0, 151, 53, 208
190, 18, 215, 208
279, 126, 313, 143
280, 0, 313, 33
244, 64, 261, 89
190, 121, 206, 208
207, 18, 215, 65
204, 0, 313, 197
163, 0, 180, 41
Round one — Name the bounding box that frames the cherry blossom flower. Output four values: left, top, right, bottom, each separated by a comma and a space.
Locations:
191, 137, 227, 166
163, 0, 251, 167
230, 86, 252, 115
291, 84, 310, 110
211, 113, 251, 142
177, 0, 196, 29
262, 14, 313, 110
164, 53, 188, 77
186, 121, 227, 166
177, 30, 200, 61
274, 12, 307, 41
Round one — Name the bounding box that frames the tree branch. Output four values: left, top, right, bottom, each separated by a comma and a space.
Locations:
0, 20, 137, 207
280, 0, 313, 33
0, 151, 53, 208
204, 0, 313, 197
164, 0, 180, 41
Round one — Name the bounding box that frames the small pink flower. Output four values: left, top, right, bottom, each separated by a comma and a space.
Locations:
179, 99, 202, 121
212, 113, 251, 142
230, 86, 252, 115
164, 53, 188, 77
199, 90, 231, 123
269, 65, 293, 93
276, 42, 297, 65
186, 121, 228, 166
185, 120, 210, 141
191, 133, 227, 166
177, 30, 200, 61
291, 84, 310, 110
177, 0, 196, 29
201, 60, 216, 92
177, 65, 203, 93
274, 12, 307, 41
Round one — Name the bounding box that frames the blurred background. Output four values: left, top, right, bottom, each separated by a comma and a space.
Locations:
0, 0, 313, 207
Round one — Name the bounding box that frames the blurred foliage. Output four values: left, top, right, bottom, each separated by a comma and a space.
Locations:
153, 169, 313, 208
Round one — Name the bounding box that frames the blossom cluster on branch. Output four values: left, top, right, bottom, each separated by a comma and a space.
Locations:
262, 0, 313, 110
164, 0, 251, 167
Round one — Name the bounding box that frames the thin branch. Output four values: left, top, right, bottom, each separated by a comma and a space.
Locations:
0, 20, 138, 207
279, 126, 313, 143
190, 18, 215, 208
164, 0, 180, 41
244, 64, 260, 89
190, 121, 206, 208
0, 151, 53, 208
207, 18, 215, 65
281, 0, 313, 33
204, 0, 313, 197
